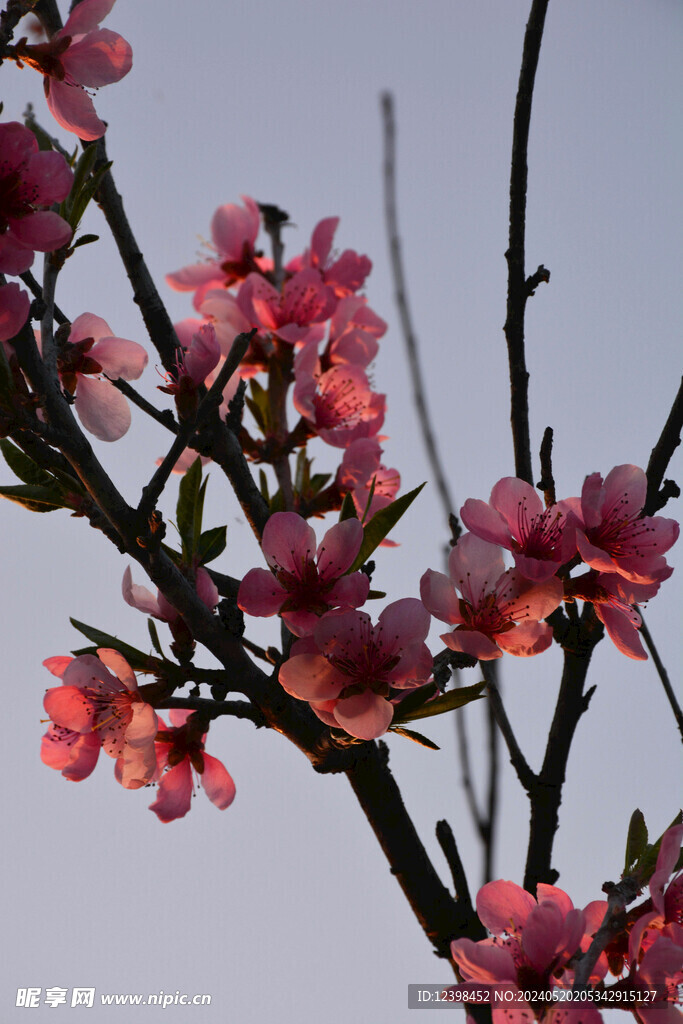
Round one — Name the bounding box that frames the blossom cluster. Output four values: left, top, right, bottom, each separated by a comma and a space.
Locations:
449, 824, 683, 1023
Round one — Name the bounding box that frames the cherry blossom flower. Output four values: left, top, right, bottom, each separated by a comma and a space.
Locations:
158, 322, 220, 418
40, 656, 101, 781
238, 511, 369, 637
564, 571, 661, 660
55, 312, 148, 441
575, 465, 679, 585
279, 599, 432, 740
237, 268, 336, 345
122, 565, 219, 624
147, 710, 236, 822
166, 196, 262, 308
293, 341, 385, 448
287, 217, 372, 297
0, 121, 73, 275
43, 649, 158, 788
461, 477, 580, 582
0, 281, 30, 345
336, 438, 400, 521
420, 533, 563, 660
327, 295, 386, 368
13, 0, 132, 140
450, 879, 608, 1023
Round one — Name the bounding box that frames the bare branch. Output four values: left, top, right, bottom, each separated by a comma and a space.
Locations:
635, 606, 683, 742
645, 376, 682, 515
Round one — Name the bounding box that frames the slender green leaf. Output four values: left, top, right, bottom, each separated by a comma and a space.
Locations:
258, 469, 270, 503
349, 482, 426, 572
339, 492, 358, 522
69, 618, 156, 671
392, 682, 437, 721
395, 681, 486, 723
366, 589, 386, 600
0, 440, 54, 486
176, 456, 202, 557
390, 726, 440, 750
71, 233, 100, 249
147, 618, 164, 657
0, 483, 68, 512
308, 472, 331, 496
624, 809, 648, 876
194, 476, 208, 554
197, 525, 227, 565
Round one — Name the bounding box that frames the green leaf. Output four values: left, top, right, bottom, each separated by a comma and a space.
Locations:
339, 492, 358, 522
147, 618, 164, 657
635, 810, 683, 884
69, 618, 157, 672
247, 378, 271, 431
366, 589, 386, 600
0, 483, 68, 513
195, 476, 208, 554
394, 681, 486, 724
71, 233, 100, 249
390, 726, 440, 750
392, 682, 437, 721
197, 525, 227, 565
624, 809, 648, 876
258, 469, 270, 503
176, 456, 202, 558
0, 440, 54, 486
349, 482, 426, 572
308, 472, 331, 496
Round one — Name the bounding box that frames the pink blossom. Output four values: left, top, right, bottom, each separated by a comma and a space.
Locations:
237, 268, 336, 345
451, 880, 608, 1023
337, 438, 400, 520
327, 295, 386, 367
55, 312, 148, 441
575, 466, 679, 584
15, 0, 132, 140
279, 599, 432, 740
147, 710, 236, 822
166, 196, 262, 308
0, 281, 30, 345
293, 341, 385, 448
420, 533, 563, 660
122, 565, 219, 624
0, 121, 73, 274
564, 571, 661, 660
43, 649, 158, 788
461, 477, 580, 582
238, 511, 369, 637
158, 322, 220, 410
287, 217, 372, 297
40, 656, 100, 781
649, 824, 683, 919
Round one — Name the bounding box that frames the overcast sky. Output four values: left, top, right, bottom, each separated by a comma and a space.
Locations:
2, 1, 681, 1021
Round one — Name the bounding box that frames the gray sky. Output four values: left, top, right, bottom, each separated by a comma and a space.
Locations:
1, 1, 682, 1021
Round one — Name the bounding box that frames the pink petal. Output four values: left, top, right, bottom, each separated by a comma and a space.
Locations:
69, 312, 112, 344
211, 197, 259, 260
316, 517, 364, 578
96, 648, 136, 690
450, 937, 517, 984
448, 534, 506, 608
333, 691, 393, 740
460, 498, 513, 549
166, 263, 223, 292
476, 880, 536, 936
43, 655, 73, 678
650, 824, 683, 915
23, 149, 74, 203
10, 209, 72, 252
310, 217, 338, 265
45, 78, 106, 140
74, 375, 131, 441
442, 628, 502, 660
420, 568, 465, 624
600, 464, 647, 519
62, 652, 118, 691
594, 604, 647, 660
62, 28, 132, 88
522, 902, 565, 971
502, 572, 563, 621
490, 476, 543, 530
196, 567, 219, 610
326, 572, 370, 610
495, 620, 554, 657
122, 566, 164, 618
378, 597, 431, 646
0, 282, 30, 343
44, 685, 94, 732
278, 653, 344, 701
149, 760, 193, 822
62, 0, 117, 35
201, 753, 236, 810
238, 568, 287, 617
262, 512, 316, 574
91, 336, 148, 380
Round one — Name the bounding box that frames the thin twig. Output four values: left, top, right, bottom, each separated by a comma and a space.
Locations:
381, 92, 457, 529
110, 378, 178, 434
435, 819, 485, 941
572, 877, 640, 991
455, 705, 486, 835
19, 270, 69, 325
635, 605, 683, 741
645, 376, 683, 515
503, 0, 551, 485
483, 697, 499, 883
537, 425, 556, 506
482, 662, 535, 793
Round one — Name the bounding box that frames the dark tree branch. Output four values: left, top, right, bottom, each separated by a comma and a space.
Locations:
645, 376, 682, 515
537, 425, 556, 506
436, 819, 484, 939
110, 378, 178, 434
19, 270, 69, 325
635, 606, 683, 741
572, 877, 640, 991
158, 697, 267, 728
503, 0, 550, 485
483, 696, 500, 883
482, 661, 535, 794
381, 91, 457, 529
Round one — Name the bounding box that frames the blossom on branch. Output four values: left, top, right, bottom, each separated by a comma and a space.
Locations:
420, 533, 563, 660
0, 121, 73, 275
278, 599, 432, 740
575, 465, 679, 585
40, 656, 101, 781
43, 649, 158, 788
55, 312, 148, 441
237, 268, 336, 346
287, 216, 372, 297
238, 511, 369, 637
0, 281, 31, 345
461, 476, 580, 582
337, 438, 400, 520
148, 710, 236, 822
564, 571, 661, 660
13, 0, 132, 140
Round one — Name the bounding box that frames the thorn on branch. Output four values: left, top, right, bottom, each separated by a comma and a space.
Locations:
525, 264, 550, 295
536, 425, 556, 506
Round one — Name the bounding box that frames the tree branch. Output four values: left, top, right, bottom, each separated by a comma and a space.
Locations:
503, 0, 550, 485
645, 376, 682, 515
